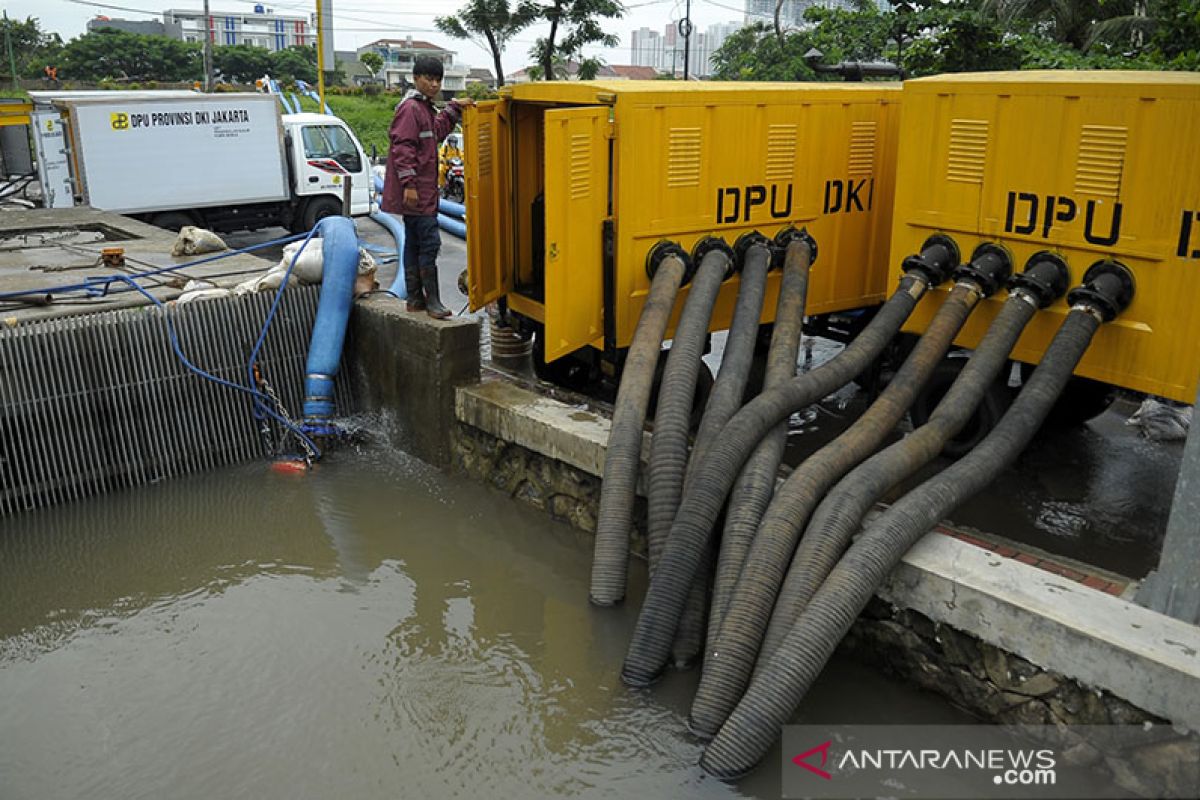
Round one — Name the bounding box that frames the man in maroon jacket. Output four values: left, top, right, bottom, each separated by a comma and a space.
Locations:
382, 56, 472, 318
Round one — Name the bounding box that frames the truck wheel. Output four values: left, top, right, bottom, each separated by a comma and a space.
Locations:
150, 212, 196, 232
302, 197, 343, 231
911, 355, 1015, 458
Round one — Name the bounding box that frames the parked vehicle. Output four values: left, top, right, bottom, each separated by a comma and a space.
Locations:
5, 91, 372, 233
441, 157, 464, 204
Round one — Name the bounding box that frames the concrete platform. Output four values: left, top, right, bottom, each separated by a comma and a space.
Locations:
0, 208, 283, 323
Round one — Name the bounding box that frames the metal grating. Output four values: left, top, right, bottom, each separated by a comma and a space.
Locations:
946, 118, 990, 184
667, 127, 702, 187
1075, 125, 1127, 198
569, 133, 591, 200
477, 122, 492, 177
0, 286, 354, 517
766, 124, 797, 181
848, 121, 876, 176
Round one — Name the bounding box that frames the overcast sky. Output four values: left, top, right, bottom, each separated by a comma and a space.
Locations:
8, 0, 757, 77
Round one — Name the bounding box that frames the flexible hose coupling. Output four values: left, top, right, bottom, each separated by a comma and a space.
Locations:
901, 234, 959, 286
646, 240, 693, 284
771, 226, 817, 270
1066, 260, 1136, 322
954, 243, 1012, 298
692, 236, 737, 279
733, 231, 771, 275
1009, 252, 1070, 309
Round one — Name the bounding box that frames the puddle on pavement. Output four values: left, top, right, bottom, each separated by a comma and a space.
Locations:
0, 443, 976, 799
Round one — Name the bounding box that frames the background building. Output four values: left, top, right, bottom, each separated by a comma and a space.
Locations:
356, 38, 469, 95
744, 0, 859, 28
630, 21, 741, 78
164, 6, 314, 51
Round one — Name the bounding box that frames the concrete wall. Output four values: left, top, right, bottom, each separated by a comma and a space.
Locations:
346, 297, 479, 466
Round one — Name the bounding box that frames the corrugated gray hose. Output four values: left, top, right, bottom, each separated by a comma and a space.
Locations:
705, 240, 812, 662
688, 280, 984, 737
647, 249, 732, 572
701, 306, 1111, 779
670, 243, 771, 668
590, 253, 687, 606
621, 272, 932, 687
760, 286, 1054, 664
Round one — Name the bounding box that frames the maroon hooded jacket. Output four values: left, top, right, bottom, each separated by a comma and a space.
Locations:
381, 90, 462, 216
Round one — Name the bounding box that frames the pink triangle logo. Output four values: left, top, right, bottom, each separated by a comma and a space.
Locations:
792, 740, 833, 780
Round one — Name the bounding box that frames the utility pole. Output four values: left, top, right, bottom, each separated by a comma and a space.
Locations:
202, 0, 214, 91
316, 0, 327, 111
682, 0, 693, 81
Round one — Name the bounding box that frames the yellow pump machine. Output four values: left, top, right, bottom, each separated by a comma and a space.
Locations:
464, 81, 902, 378
893, 71, 1200, 406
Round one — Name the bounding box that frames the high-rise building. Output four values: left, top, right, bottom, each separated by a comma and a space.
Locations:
630, 21, 743, 78
744, 0, 858, 28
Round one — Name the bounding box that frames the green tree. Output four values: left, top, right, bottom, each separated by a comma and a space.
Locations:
60, 29, 201, 81
1147, 0, 1200, 67
437, 0, 539, 87
268, 45, 317, 84
0, 15, 63, 80
529, 0, 623, 81
213, 43, 271, 84
359, 50, 383, 78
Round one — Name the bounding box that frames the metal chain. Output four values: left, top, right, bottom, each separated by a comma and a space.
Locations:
256, 368, 317, 463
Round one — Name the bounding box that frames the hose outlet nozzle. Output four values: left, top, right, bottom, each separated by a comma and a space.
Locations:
901, 234, 959, 286
1009, 252, 1070, 308
691, 236, 736, 279
771, 226, 817, 270
1067, 260, 1136, 321
733, 231, 770, 274
954, 242, 1012, 298
646, 240, 693, 284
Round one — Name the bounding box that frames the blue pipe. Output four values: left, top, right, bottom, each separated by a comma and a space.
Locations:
438, 213, 467, 240
301, 216, 359, 434
438, 198, 466, 219
370, 211, 407, 299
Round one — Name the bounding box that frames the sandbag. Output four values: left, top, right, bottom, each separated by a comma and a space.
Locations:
171, 226, 228, 257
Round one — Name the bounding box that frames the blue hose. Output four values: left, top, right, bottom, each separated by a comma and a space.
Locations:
373, 174, 385, 195
438, 213, 467, 240
370, 211, 407, 299
301, 216, 359, 433
438, 198, 466, 219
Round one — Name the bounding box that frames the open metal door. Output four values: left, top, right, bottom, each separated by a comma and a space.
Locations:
465, 99, 512, 310
542, 106, 611, 361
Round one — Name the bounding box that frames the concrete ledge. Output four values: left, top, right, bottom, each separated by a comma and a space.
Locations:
348, 296, 479, 466
456, 379, 651, 494
880, 534, 1200, 730
454, 376, 1200, 730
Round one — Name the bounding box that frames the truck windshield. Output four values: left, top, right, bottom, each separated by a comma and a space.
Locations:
301, 125, 362, 173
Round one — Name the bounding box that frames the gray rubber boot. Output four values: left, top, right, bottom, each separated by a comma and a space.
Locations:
421, 265, 451, 319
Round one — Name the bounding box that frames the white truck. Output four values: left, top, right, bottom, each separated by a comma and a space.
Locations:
19, 90, 372, 233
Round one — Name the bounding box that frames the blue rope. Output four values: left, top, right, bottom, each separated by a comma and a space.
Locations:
0, 231, 308, 302
246, 223, 323, 428
108, 270, 323, 461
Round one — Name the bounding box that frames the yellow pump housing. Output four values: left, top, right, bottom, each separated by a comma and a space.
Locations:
464, 81, 901, 364
892, 71, 1200, 403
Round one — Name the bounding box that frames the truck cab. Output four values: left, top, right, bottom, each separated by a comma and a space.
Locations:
282, 112, 372, 229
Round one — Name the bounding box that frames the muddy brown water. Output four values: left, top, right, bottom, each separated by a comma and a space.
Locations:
0, 443, 974, 799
